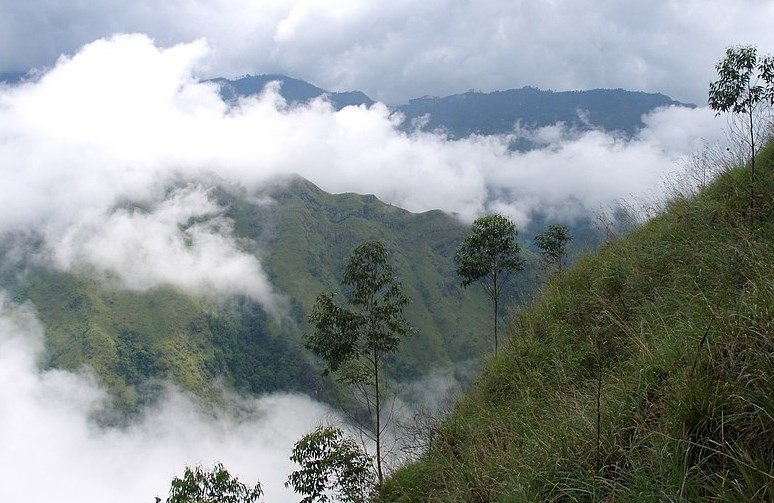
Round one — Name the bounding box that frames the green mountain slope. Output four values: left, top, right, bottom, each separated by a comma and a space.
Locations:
236, 177, 502, 377
383, 146, 773, 501
6, 177, 515, 409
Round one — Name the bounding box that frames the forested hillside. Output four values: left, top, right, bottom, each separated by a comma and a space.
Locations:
383, 144, 773, 501
2, 177, 507, 410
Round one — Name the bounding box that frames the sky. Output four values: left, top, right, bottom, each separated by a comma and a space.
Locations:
0, 1, 758, 501
2, 0, 774, 104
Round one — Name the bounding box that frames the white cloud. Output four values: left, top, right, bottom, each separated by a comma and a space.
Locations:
0, 293, 337, 502
43, 184, 284, 312
0, 35, 728, 295
2, 1, 774, 104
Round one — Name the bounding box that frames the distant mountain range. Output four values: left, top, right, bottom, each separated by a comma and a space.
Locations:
2, 70, 692, 140
209, 74, 376, 110
210, 74, 693, 139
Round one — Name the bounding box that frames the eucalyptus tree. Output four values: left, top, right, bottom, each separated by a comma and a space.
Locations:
306, 240, 411, 486
534, 224, 572, 275
163, 463, 262, 503
286, 425, 374, 503
708, 45, 774, 216
454, 214, 524, 354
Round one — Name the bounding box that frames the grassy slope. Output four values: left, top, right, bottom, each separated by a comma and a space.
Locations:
383, 146, 773, 502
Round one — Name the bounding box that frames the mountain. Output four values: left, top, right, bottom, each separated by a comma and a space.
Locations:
209, 74, 375, 110
397, 87, 692, 139
382, 144, 773, 501
210, 74, 692, 140
4, 177, 522, 411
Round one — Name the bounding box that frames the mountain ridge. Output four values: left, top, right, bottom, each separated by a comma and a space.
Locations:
209, 74, 693, 140
3, 175, 509, 411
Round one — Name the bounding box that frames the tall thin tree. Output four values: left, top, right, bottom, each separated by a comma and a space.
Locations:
454, 214, 524, 354
306, 240, 411, 486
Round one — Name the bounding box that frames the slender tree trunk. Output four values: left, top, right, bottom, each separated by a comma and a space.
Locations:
374, 348, 383, 486
494, 295, 497, 354
748, 106, 756, 223
493, 270, 498, 355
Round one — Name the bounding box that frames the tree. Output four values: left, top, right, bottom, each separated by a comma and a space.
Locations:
286, 425, 374, 503
454, 214, 524, 354
708, 45, 774, 217
163, 463, 262, 503
306, 240, 411, 486
534, 224, 572, 275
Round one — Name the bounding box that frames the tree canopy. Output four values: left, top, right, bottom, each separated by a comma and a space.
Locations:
454, 214, 523, 353
163, 463, 262, 503
286, 425, 374, 503
534, 224, 572, 274
708, 45, 774, 218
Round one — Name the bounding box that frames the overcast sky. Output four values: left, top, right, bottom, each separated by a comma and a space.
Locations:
2, 0, 774, 103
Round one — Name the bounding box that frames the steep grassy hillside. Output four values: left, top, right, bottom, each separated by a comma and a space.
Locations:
4, 177, 512, 409
383, 145, 773, 501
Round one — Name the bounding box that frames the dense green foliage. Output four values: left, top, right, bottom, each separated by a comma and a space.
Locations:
243, 177, 497, 379
164, 463, 262, 503
382, 144, 774, 501
287, 426, 374, 503
307, 240, 411, 375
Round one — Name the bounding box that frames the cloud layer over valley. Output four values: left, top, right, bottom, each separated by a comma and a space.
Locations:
0, 294, 338, 502
0, 34, 726, 303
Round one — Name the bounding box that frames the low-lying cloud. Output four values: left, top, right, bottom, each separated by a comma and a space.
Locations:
43, 184, 283, 312
1, 33, 725, 244
0, 293, 337, 502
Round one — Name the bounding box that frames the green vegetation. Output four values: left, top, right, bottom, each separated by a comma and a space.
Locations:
455, 214, 524, 355
287, 426, 374, 503
382, 144, 774, 501
709, 45, 774, 221
534, 224, 572, 275
2, 177, 499, 410
163, 463, 263, 503
240, 177, 498, 378
307, 240, 412, 485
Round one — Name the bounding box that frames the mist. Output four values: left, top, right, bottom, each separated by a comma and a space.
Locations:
0, 34, 726, 297
0, 293, 339, 502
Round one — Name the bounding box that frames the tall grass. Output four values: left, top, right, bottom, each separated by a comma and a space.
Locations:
381, 143, 774, 502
